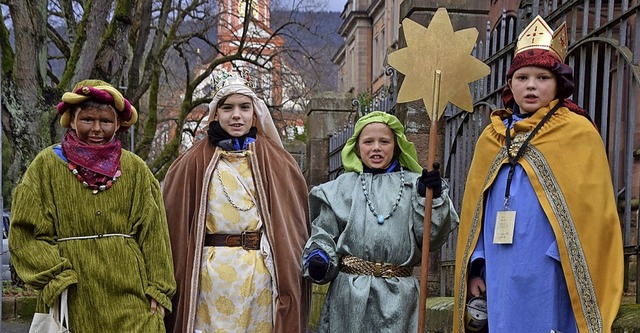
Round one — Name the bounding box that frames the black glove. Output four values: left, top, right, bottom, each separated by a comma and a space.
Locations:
306, 249, 330, 281
417, 162, 442, 198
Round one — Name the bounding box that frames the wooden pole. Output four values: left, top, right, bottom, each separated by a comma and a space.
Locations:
417, 69, 441, 333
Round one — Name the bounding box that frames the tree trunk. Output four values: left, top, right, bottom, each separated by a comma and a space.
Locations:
69, 0, 112, 87
4, 0, 53, 196
91, 0, 135, 82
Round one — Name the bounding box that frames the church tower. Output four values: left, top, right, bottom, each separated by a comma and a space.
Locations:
216, 0, 283, 106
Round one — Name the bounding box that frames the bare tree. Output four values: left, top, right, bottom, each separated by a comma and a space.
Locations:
0, 0, 337, 205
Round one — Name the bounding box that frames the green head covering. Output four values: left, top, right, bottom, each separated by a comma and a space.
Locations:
341, 111, 422, 173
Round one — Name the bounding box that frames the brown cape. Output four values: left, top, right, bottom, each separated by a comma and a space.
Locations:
162, 135, 311, 333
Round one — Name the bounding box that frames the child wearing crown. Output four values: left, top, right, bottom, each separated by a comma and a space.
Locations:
162, 69, 311, 333
453, 16, 623, 333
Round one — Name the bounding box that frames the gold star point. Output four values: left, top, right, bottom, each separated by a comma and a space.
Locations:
388, 8, 491, 120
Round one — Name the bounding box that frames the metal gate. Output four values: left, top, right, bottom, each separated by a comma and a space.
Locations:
443, 0, 640, 302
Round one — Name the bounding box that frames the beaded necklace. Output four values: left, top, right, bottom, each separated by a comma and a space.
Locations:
216, 168, 255, 211
359, 167, 404, 224
68, 162, 121, 195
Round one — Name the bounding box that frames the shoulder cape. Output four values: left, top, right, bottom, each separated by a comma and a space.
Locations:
453, 102, 623, 333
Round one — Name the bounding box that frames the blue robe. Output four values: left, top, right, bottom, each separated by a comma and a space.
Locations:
454, 101, 623, 333
471, 114, 576, 332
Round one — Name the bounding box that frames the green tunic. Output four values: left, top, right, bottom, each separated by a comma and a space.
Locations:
9, 146, 176, 332
302, 171, 458, 332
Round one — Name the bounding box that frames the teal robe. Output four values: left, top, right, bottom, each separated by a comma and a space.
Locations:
302, 171, 458, 332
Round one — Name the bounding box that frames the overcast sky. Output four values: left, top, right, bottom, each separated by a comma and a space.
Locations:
278, 0, 346, 12
326, 1, 346, 11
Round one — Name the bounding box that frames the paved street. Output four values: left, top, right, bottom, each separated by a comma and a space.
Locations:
0, 319, 30, 332
0, 319, 319, 332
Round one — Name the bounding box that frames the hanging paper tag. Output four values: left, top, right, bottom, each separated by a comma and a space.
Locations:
493, 211, 516, 244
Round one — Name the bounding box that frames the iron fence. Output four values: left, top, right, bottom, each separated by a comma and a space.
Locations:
328, 125, 354, 181
352, 66, 398, 116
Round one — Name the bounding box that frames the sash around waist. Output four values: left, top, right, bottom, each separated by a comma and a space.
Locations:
56, 233, 133, 242
340, 255, 414, 278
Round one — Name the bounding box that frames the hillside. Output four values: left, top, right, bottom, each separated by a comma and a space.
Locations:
271, 10, 342, 92
46, 9, 342, 96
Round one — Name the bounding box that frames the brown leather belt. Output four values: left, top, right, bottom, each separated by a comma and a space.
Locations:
204, 231, 261, 250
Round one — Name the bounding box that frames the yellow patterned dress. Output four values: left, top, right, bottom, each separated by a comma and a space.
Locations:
194, 151, 273, 333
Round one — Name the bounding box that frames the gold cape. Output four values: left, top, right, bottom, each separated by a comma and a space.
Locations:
453, 100, 623, 333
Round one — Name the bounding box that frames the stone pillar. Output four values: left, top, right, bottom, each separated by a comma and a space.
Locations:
305, 91, 355, 188
283, 140, 306, 171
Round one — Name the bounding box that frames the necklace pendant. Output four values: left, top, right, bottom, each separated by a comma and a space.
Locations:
377, 215, 385, 224
508, 146, 519, 158
509, 133, 527, 158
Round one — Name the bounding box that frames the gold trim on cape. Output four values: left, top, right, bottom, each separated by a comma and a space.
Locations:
456, 144, 603, 332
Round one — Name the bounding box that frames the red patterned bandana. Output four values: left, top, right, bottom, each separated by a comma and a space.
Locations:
61, 131, 122, 186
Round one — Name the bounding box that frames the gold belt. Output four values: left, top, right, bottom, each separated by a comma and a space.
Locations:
340, 255, 414, 278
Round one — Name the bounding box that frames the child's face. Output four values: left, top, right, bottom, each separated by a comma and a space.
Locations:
71, 106, 120, 145
508, 66, 558, 113
214, 94, 255, 137
357, 122, 395, 170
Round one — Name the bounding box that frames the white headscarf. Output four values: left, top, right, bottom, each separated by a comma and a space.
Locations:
208, 84, 283, 148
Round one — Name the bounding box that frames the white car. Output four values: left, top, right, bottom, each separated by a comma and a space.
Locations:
2, 210, 10, 281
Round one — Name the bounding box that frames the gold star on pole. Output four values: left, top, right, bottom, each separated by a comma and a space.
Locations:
388, 8, 490, 120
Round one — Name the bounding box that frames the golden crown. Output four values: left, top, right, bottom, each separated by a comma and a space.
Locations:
515, 15, 568, 61
212, 68, 255, 94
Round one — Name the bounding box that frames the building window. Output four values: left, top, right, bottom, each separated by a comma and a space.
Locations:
380, 27, 385, 70
391, 0, 398, 42
373, 34, 379, 76
349, 44, 355, 91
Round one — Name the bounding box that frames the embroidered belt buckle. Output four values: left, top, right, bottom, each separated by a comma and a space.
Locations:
374, 262, 383, 277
